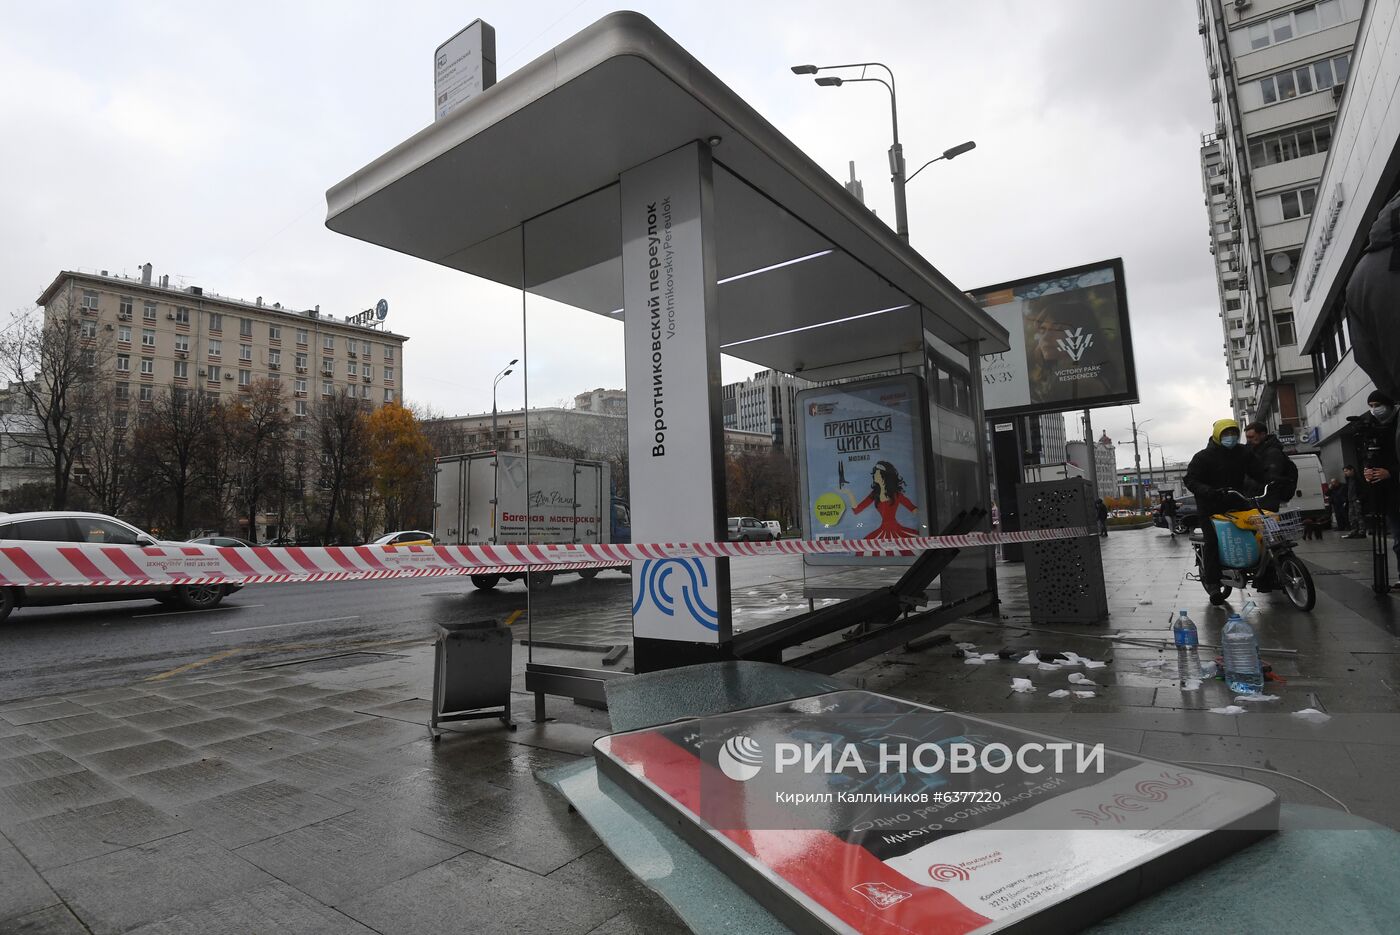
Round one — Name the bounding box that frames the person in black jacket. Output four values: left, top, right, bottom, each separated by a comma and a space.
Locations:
1356, 391, 1400, 591
1243, 421, 1298, 512
1184, 419, 1268, 601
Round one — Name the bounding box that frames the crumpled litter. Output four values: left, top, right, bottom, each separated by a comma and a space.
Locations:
955, 642, 978, 651
1038, 662, 1063, 671
1019, 651, 1043, 665
963, 657, 986, 665
1181, 678, 1203, 691
1068, 673, 1096, 686
1048, 689, 1070, 698
1072, 691, 1096, 699
1138, 660, 1166, 669
1010, 678, 1035, 693
1234, 694, 1280, 704
1199, 660, 1218, 677
1083, 660, 1107, 669
1209, 705, 1248, 715
961, 649, 979, 658
980, 653, 999, 660
1292, 708, 1332, 723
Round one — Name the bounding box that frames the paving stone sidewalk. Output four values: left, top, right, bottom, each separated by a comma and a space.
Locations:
2, 526, 1397, 933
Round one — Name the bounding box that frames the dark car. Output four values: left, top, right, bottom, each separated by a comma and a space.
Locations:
1152, 495, 1198, 535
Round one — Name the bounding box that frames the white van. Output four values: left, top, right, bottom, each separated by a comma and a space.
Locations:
1287, 453, 1328, 520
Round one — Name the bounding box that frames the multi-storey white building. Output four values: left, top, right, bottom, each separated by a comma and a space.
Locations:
721, 369, 810, 458
1198, 0, 1363, 433
1066, 434, 1118, 500
36, 264, 408, 427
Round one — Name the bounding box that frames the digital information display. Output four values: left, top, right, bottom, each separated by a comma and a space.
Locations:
971, 258, 1139, 419
595, 691, 1277, 935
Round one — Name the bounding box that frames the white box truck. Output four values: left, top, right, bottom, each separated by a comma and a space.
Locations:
433, 451, 630, 589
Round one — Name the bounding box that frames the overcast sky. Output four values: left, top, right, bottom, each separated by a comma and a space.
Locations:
0, 0, 1225, 467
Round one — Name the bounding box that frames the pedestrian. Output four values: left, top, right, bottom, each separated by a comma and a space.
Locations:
1327, 477, 1347, 531
1357, 391, 1400, 591
1095, 498, 1108, 537
1345, 190, 1400, 465
1184, 418, 1269, 602
1161, 492, 1178, 537
1243, 421, 1298, 511
1344, 466, 1366, 538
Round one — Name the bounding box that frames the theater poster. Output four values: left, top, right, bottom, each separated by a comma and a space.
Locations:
796, 374, 931, 564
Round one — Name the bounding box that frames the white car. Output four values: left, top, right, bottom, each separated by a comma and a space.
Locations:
762, 520, 783, 538
0, 511, 239, 622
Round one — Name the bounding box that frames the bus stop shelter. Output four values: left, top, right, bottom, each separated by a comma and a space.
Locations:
326, 12, 1009, 706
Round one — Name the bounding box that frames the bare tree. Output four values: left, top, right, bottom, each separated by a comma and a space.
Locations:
134, 388, 218, 534
0, 292, 107, 509
75, 399, 134, 516
227, 380, 289, 543
315, 389, 370, 543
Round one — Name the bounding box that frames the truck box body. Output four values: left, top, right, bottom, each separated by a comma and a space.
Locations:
435, 451, 611, 546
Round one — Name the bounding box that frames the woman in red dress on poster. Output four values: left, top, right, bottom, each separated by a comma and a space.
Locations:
841, 461, 919, 539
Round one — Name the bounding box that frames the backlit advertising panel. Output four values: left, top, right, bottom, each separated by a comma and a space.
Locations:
795, 374, 932, 565
971, 259, 1138, 418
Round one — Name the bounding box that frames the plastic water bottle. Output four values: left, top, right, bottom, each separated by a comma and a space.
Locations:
1221, 613, 1263, 694
1173, 610, 1202, 679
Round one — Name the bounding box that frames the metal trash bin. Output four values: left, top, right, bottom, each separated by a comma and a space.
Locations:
1021, 477, 1109, 624
430, 619, 515, 739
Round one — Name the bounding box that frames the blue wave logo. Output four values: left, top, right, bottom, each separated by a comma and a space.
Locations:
633, 558, 720, 631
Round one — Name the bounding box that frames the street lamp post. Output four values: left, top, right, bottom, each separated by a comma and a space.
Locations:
1125, 410, 1154, 514
791, 62, 974, 241
492, 359, 517, 450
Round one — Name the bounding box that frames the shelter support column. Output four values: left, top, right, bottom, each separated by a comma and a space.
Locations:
621, 141, 733, 672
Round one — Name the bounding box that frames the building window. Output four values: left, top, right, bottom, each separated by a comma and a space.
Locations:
384, 366, 394, 382
1230, 317, 1244, 330
139, 385, 153, 402
346, 360, 357, 377
142, 328, 156, 347
1225, 297, 1242, 311
362, 363, 371, 379
322, 357, 334, 374
384, 388, 395, 403
174, 306, 190, 325
269, 349, 281, 366
1244, 1, 1344, 51
80, 349, 96, 367
295, 353, 307, 370
207, 365, 221, 382
295, 378, 307, 394
119, 296, 133, 318
174, 360, 188, 379
140, 357, 153, 375
115, 382, 129, 401
296, 328, 308, 346
209, 312, 223, 332
142, 301, 156, 321
295, 400, 307, 417
384, 346, 394, 361
361, 384, 371, 399
80, 319, 97, 339
208, 339, 222, 358
1275, 312, 1297, 346
174, 334, 189, 353
239, 369, 251, 386
115, 411, 128, 429
80, 289, 99, 310
1258, 186, 1318, 224
1248, 120, 1333, 168
116, 354, 130, 373
323, 335, 335, 350
268, 324, 281, 342
361, 341, 371, 356
240, 344, 252, 361
322, 381, 333, 397
239, 318, 252, 337
1258, 53, 1350, 105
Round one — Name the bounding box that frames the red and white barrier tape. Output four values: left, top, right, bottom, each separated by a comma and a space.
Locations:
0, 526, 1093, 589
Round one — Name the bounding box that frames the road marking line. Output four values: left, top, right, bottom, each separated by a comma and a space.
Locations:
145, 649, 243, 682
132, 604, 264, 619
504, 609, 525, 626
211, 615, 360, 635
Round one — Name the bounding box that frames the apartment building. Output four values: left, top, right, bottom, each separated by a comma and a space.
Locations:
35, 264, 408, 427
1198, 0, 1363, 435
721, 369, 810, 460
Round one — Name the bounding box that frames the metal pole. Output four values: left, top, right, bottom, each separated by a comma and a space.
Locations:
888, 83, 908, 241
1146, 443, 1155, 508
1083, 409, 1097, 496
1131, 408, 1143, 513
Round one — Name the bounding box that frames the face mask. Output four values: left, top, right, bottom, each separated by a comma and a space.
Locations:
1371, 405, 1391, 419
1221, 435, 1239, 449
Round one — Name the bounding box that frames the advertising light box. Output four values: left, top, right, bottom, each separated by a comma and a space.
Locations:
795, 374, 932, 565
971, 259, 1139, 418
595, 691, 1278, 935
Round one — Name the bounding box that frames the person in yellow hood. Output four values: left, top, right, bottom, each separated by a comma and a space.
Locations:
1185, 418, 1268, 600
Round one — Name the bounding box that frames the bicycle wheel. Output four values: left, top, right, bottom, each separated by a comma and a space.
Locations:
1278, 554, 1316, 611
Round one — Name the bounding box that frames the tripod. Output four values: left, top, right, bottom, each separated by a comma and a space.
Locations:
1370, 510, 1391, 595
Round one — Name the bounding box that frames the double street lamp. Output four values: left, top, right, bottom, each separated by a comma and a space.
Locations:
492, 358, 518, 448
791, 62, 975, 241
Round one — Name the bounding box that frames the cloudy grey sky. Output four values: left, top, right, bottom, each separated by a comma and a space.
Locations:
0, 0, 1223, 466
